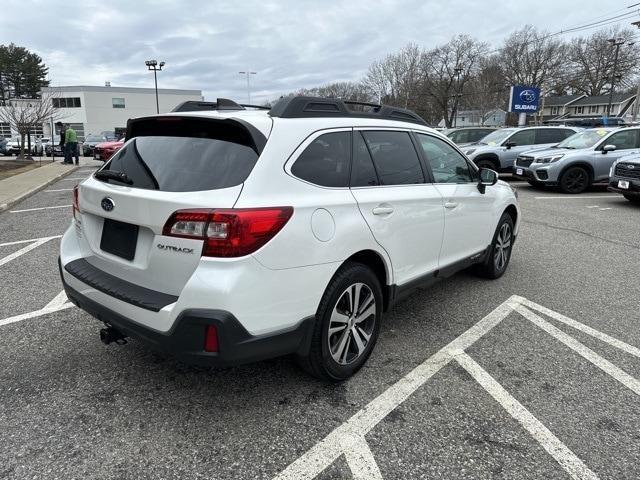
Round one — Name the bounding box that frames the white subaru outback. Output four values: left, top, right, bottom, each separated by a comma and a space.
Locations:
59, 96, 520, 381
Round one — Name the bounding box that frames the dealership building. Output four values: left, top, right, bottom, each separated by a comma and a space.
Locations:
1, 84, 203, 141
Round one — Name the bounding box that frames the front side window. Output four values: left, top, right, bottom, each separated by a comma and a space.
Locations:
361, 131, 424, 185
507, 129, 536, 146
536, 128, 574, 144
291, 132, 351, 187
603, 130, 639, 150
417, 133, 474, 183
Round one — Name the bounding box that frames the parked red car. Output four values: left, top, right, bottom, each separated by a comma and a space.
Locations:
93, 137, 125, 161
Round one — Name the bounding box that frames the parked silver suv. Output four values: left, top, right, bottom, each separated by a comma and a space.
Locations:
464, 126, 578, 171
513, 127, 640, 194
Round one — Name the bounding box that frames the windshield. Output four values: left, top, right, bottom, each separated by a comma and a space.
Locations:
478, 129, 516, 146
557, 129, 610, 149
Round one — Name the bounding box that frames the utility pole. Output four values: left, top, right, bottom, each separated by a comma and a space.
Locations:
631, 22, 640, 122
239, 71, 256, 104
451, 66, 463, 128
606, 38, 625, 118
145, 60, 165, 114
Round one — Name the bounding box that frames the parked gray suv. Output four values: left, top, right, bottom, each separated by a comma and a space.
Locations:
464, 126, 578, 172
513, 127, 640, 193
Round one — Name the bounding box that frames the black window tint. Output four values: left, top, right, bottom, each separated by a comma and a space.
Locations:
361, 131, 424, 185
351, 132, 378, 187
101, 128, 259, 192
537, 128, 571, 144
470, 129, 495, 142
508, 129, 536, 146
605, 130, 639, 150
417, 133, 474, 183
291, 132, 350, 187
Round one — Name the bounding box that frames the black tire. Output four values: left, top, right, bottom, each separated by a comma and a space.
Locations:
297, 262, 383, 381
623, 194, 640, 204
474, 213, 514, 279
475, 158, 498, 170
559, 166, 590, 194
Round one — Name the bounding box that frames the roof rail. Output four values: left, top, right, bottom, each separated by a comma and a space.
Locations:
171, 98, 244, 112
268, 96, 427, 125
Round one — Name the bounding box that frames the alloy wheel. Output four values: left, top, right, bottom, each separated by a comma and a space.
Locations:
327, 283, 376, 365
493, 222, 512, 272
563, 169, 588, 193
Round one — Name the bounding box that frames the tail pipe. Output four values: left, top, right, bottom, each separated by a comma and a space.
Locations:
99, 326, 128, 345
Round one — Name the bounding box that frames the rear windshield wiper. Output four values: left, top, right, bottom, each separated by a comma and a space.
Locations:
94, 170, 134, 185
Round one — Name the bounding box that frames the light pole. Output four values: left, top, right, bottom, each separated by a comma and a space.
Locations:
606, 38, 625, 118
145, 60, 165, 114
239, 71, 256, 104
452, 66, 463, 127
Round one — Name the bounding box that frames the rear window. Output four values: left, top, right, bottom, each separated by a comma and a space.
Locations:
99, 118, 260, 192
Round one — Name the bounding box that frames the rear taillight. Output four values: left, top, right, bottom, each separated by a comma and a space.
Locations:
72, 185, 80, 220
162, 207, 293, 257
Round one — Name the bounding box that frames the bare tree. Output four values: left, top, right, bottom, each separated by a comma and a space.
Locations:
0, 89, 62, 158
461, 55, 507, 125
420, 35, 489, 127
566, 27, 640, 96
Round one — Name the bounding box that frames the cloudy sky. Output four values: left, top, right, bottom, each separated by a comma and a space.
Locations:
0, 0, 634, 103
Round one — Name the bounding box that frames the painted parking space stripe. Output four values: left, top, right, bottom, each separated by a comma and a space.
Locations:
44, 188, 73, 192
456, 353, 599, 480
0, 290, 74, 328
274, 296, 640, 479
10, 205, 71, 213
512, 303, 640, 396
0, 236, 61, 267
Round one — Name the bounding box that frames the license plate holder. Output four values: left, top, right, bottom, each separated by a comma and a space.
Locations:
100, 218, 138, 260
516, 168, 524, 176
618, 180, 630, 189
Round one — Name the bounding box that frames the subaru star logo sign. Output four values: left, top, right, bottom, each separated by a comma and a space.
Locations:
509, 85, 541, 113
519, 89, 536, 103
101, 197, 115, 212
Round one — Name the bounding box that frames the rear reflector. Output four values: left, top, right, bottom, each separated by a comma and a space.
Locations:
163, 207, 293, 257
72, 185, 80, 220
204, 325, 219, 352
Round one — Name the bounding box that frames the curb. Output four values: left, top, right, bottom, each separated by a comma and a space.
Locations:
0, 164, 79, 213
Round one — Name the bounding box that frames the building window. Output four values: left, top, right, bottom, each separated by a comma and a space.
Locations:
52, 97, 81, 108
112, 98, 125, 109
575, 106, 584, 114
0, 122, 10, 138
589, 105, 599, 114
551, 106, 559, 115
62, 123, 86, 142
29, 124, 44, 136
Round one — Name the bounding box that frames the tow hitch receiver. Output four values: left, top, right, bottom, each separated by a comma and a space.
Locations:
99, 326, 128, 345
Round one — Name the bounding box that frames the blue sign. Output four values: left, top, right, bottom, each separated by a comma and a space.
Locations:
509, 85, 540, 113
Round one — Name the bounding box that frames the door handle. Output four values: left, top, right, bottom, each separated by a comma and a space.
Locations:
444, 201, 459, 209
372, 206, 394, 215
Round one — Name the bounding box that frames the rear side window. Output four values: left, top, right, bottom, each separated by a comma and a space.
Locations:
604, 130, 639, 150
351, 132, 379, 187
291, 132, 351, 187
100, 118, 260, 192
536, 128, 574, 144
361, 131, 424, 185
508, 129, 536, 146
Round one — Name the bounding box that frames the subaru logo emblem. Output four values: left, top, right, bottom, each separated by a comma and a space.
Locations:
626, 164, 635, 169
519, 89, 536, 103
101, 197, 115, 212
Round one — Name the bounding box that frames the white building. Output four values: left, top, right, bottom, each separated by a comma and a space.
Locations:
1, 85, 203, 141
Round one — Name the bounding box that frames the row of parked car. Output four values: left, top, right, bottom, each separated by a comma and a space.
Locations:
444, 125, 640, 202
0, 131, 125, 159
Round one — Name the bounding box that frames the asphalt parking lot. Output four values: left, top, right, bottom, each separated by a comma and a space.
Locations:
1, 168, 639, 480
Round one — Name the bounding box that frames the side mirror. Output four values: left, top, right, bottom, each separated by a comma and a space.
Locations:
602, 144, 616, 154
504, 141, 516, 149
478, 168, 498, 194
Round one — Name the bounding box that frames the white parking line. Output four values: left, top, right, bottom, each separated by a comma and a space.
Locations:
535, 196, 620, 200
44, 189, 73, 192
59, 177, 88, 181
456, 353, 599, 480
275, 296, 638, 479
0, 290, 74, 328
513, 304, 640, 396
10, 205, 71, 213
0, 236, 61, 267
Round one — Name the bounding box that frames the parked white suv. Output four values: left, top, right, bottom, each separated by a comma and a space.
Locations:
59, 97, 520, 380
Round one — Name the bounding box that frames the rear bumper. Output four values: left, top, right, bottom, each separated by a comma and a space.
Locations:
59, 258, 315, 366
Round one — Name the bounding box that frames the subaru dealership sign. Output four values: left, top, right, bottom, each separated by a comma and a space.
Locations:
509, 85, 540, 113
